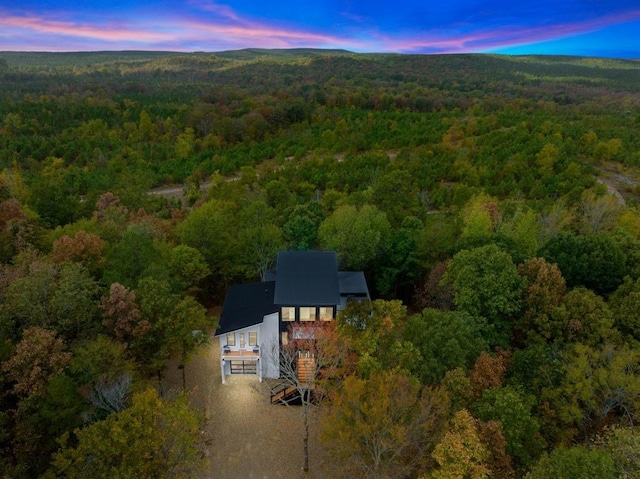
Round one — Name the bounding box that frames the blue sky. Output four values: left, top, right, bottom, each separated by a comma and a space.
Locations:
1, 1, 639, 58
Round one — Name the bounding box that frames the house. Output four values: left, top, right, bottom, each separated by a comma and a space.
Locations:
215, 251, 370, 383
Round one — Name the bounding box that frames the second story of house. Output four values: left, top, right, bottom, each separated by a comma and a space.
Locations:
266, 251, 369, 329
217, 250, 370, 338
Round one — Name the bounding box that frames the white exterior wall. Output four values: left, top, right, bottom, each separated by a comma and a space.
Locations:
219, 324, 263, 383
218, 335, 230, 382
261, 312, 280, 379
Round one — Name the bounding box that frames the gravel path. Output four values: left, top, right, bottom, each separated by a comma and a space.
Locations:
163, 340, 341, 479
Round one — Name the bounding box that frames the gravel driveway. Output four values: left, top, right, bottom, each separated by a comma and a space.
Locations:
163, 340, 340, 478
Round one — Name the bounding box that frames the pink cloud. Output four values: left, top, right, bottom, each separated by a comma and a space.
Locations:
383, 8, 640, 53
185, 0, 242, 22
0, 14, 173, 44
0, 8, 364, 51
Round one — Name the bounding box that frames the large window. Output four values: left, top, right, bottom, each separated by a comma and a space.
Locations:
226, 333, 236, 347
281, 307, 295, 321
319, 307, 334, 321
249, 332, 258, 347
239, 333, 245, 349
299, 307, 316, 321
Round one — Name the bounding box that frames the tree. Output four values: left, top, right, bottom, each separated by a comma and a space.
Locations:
268, 322, 348, 473
425, 409, 490, 479
517, 258, 566, 344
475, 420, 513, 479
100, 282, 149, 343
337, 299, 417, 377
319, 203, 391, 270
168, 245, 210, 291
540, 231, 627, 295
405, 309, 487, 385
459, 194, 500, 245
414, 261, 454, 311
102, 229, 161, 289
524, 446, 616, 479
177, 199, 240, 285
370, 169, 422, 227
50, 231, 106, 274
544, 343, 640, 440
283, 201, 325, 250
49, 388, 206, 478
322, 370, 450, 479
376, 216, 423, 296
443, 244, 524, 345
67, 335, 137, 421
497, 206, 540, 261
472, 386, 544, 469
133, 278, 212, 373
0, 260, 101, 341
578, 189, 622, 234
2, 327, 71, 399
598, 425, 640, 478
553, 287, 618, 346
609, 276, 640, 342
468, 350, 510, 398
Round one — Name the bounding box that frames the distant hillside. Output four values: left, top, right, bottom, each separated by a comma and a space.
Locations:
1, 49, 638, 92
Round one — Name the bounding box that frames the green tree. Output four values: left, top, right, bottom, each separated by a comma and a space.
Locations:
540, 231, 627, 295
168, 245, 210, 291
525, 446, 616, 479
370, 169, 422, 227
0, 261, 101, 342
337, 299, 417, 377
405, 309, 487, 385
517, 257, 566, 344
177, 199, 240, 286
49, 388, 206, 478
376, 216, 423, 296
133, 279, 212, 373
68, 335, 137, 421
443, 244, 524, 345
102, 229, 161, 289
459, 194, 499, 245
544, 343, 640, 440
319, 203, 391, 270
552, 287, 618, 346
609, 276, 640, 342
283, 201, 325, 250
472, 386, 544, 469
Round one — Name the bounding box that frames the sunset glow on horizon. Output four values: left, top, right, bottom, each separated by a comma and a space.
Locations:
1, 1, 639, 58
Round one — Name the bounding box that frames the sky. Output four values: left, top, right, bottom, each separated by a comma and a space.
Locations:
1, 1, 639, 58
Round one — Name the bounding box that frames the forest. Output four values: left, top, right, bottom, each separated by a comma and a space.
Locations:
1, 48, 640, 477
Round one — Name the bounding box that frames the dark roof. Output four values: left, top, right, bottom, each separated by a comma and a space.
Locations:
338, 271, 370, 297
273, 251, 341, 306
216, 281, 277, 335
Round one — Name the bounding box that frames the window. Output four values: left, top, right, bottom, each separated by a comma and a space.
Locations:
281, 331, 289, 346
226, 333, 236, 347
281, 306, 295, 321
249, 332, 258, 347
319, 307, 334, 321
299, 307, 316, 321
239, 333, 245, 349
